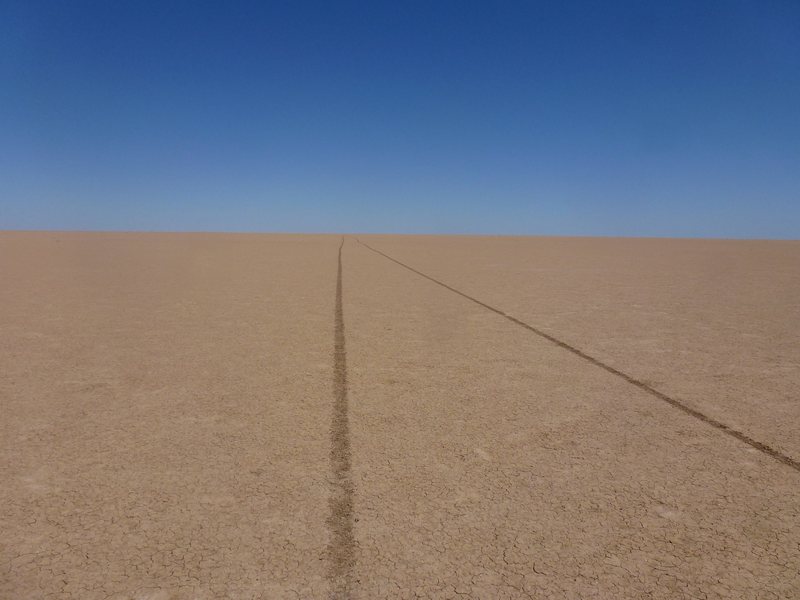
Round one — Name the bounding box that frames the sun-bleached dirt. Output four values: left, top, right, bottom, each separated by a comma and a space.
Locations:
2, 232, 799, 599
1, 233, 339, 599
356, 235, 800, 462
345, 237, 799, 598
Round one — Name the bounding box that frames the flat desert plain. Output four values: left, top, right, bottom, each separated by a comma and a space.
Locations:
1, 232, 799, 599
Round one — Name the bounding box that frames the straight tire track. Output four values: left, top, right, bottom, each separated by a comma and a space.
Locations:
328, 237, 356, 598
356, 238, 800, 474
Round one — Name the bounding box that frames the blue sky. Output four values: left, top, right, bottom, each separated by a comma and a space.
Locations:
2, 1, 799, 237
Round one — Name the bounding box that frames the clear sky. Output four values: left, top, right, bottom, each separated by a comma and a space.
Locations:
2, 1, 799, 237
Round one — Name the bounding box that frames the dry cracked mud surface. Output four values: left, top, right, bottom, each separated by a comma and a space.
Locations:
2, 232, 799, 599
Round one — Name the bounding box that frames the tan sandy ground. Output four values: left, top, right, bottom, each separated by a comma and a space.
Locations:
356, 235, 800, 461
1, 233, 338, 598
345, 237, 799, 598
1, 232, 799, 599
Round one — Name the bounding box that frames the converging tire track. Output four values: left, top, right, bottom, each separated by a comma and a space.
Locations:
328, 237, 356, 598
356, 238, 800, 474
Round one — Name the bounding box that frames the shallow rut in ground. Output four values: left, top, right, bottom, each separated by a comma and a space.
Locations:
328, 237, 356, 598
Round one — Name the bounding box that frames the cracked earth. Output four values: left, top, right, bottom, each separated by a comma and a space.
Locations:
2, 232, 799, 599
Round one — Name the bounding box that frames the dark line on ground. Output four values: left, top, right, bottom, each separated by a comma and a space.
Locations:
328, 237, 356, 598
356, 238, 800, 474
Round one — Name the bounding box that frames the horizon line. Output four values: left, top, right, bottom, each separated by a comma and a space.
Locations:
1, 228, 798, 242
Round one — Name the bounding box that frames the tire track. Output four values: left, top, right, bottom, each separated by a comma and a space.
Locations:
356, 238, 800, 474
328, 237, 356, 599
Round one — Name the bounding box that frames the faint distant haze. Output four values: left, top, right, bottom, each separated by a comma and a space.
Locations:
1, 1, 798, 238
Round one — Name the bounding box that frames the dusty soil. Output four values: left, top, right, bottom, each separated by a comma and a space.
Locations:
1, 233, 339, 598
356, 235, 800, 461
2, 232, 798, 599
